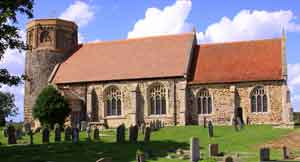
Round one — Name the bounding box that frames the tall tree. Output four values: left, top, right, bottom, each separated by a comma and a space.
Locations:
0, 91, 17, 126
0, 0, 34, 86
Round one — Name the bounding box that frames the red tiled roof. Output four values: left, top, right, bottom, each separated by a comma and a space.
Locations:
53, 33, 194, 84
189, 38, 284, 84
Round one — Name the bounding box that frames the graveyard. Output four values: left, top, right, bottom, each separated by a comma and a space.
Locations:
0, 125, 300, 162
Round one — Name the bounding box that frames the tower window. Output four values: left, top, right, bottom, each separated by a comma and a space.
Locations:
40, 31, 51, 43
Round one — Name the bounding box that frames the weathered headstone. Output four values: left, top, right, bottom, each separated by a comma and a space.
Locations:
140, 123, 145, 134
23, 122, 31, 134
81, 121, 88, 131
65, 126, 72, 141
190, 137, 200, 162
42, 127, 50, 144
209, 144, 219, 157
203, 117, 207, 128
260, 148, 270, 162
129, 125, 138, 143
7, 125, 16, 144
86, 126, 91, 140
144, 127, 151, 143
116, 124, 125, 143
246, 117, 250, 125
15, 128, 23, 140
136, 150, 145, 162
94, 127, 100, 140
54, 124, 61, 142
208, 121, 214, 137
283, 146, 288, 160
233, 118, 239, 131
72, 127, 79, 143
223, 156, 234, 162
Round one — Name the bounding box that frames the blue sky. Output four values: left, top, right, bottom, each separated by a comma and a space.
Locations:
1, 0, 300, 121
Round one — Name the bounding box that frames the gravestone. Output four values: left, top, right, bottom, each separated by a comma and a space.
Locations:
283, 146, 288, 160
72, 127, 79, 143
190, 137, 200, 162
29, 130, 33, 145
140, 123, 145, 134
260, 148, 270, 162
42, 127, 50, 144
208, 121, 214, 137
15, 128, 22, 140
86, 126, 91, 140
209, 144, 219, 157
65, 126, 72, 141
223, 156, 234, 162
233, 118, 239, 131
129, 125, 138, 143
23, 122, 31, 134
236, 117, 243, 129
144, 127, 151, 143
7, 125, 16, 144
3, 126, 8, 137
54, 124, 61, 142
246, 117, 250, 125
81, 121, 88, 131
203, 117, 207, 128
116, 124, 125, 143
136, 150, 145, 162
94, 127, 100, 140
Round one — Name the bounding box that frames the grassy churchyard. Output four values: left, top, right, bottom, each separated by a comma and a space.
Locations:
0, 125, 300, 162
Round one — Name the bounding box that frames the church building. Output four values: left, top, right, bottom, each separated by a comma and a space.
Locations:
24, 19, 294, 128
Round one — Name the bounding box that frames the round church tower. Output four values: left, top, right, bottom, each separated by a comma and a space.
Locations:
24, 19, 78, 123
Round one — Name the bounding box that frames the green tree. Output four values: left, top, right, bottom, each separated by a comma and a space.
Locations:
0, 0, 34, 86
0, 91, 17, 126
33, 85, 70, 127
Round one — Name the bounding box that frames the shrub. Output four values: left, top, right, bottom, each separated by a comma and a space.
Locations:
33, 85, 70, 128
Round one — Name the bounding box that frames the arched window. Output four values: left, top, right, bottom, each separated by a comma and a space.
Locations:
197, 88, 212, 114
251, 86, 268, 113
105, 86, 122, 116
40, 30, 51, 43
149, 84, 166, 115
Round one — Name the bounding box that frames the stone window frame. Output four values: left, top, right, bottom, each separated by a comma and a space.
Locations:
147, 82, 169, 117
39, 30, 52, 43
196, 88, 213, 115
103, 85, 123, 117
249, 85, 270, 114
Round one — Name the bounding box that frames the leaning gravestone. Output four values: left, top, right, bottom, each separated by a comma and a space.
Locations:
42, 127, 50, 144
140, 123, 145, 134
208, 121, 214, 138
94, 127, 100, 140
7, 125, 16, 144
65, 126, 72, 141
136, 150, 145, 162
72, 127, 79, 143
54, 124, 61, 142
116, 124, 125, 143
236, 117, 243, 129
190, 137, 200, 162
129, 125, 138, 143
144, 127, 151, 143
209, 144, 219, 157
223, 156, 234, 162
260, 148, 270, 162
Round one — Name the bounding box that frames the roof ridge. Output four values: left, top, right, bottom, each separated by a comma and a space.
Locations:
83, 32, 194, 46
198, 37, 282, 46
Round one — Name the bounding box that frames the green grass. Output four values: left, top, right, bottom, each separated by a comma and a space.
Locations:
0, 125, 297, 162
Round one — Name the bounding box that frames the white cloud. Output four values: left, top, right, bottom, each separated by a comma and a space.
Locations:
198, 10, 300, 43
60, 1, 95, 27
288, 64, 300, 111
128, 0, 192, 38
